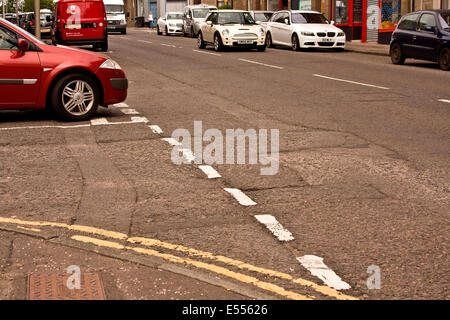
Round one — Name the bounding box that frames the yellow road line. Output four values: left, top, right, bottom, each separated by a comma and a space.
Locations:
17, 226, 41, 232
72, 235, 313, 300
0, 216, 358, 300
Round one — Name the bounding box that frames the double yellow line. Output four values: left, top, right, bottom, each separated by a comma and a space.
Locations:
0, 216, 358, 300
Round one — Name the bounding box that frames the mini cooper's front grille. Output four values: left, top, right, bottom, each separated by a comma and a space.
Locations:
316, 32, 326, 37
233, 33, 258, 39
327, 32, 336, 37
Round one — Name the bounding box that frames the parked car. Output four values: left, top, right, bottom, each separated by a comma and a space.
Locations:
197, 10, 266, 52
182, 4, 217, 37
249, 10, 274, 28
36, 9, 53, 39
21, 12, 35, 33
52, 0, 108, 51
4, 13, 18, 25
104, 0, 127, 34
0, 17, 127, 121
265, 10, 346, 51
390, 10, 450, 70
157, 12, 184, 36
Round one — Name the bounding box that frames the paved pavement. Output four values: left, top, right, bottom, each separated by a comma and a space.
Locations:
0, 28, 448, 300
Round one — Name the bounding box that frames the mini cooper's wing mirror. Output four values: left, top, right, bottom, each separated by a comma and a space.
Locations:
255, 21, 261, 25
284, 18, 289, 25
206, 21, 213, 26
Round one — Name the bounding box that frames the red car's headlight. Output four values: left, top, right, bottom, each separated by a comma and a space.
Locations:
99, 59, 122, 70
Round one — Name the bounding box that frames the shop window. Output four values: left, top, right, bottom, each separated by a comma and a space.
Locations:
334, 0, 348, 24
380, 0, 401, 30
353, 0, 362, 23
267, 0, 279, 11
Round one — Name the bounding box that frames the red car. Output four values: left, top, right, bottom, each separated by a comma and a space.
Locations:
0, 17, 127, 121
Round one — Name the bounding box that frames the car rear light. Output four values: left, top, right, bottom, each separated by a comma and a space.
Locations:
99, 22, 103, 27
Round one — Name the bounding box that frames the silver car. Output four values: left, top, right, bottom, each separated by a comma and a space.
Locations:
183, 4, 217, 37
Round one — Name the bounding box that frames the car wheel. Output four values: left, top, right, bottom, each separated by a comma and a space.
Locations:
165, 26, 168, 36
390, 42, 405, 65
157, 25, 162, 35
266, 32, 273, 48
439, 47, 450, 71
214, 34, 223, 52
191, 26, 195, 38
292, 34, 300, 51
257, 45, 266, 52
50, 73, 99, 121
121, 29, 126, 35
197, 32, 205, 49
100, 40, 108, 52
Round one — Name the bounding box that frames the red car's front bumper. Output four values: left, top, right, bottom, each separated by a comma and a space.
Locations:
96, 68, 128, 106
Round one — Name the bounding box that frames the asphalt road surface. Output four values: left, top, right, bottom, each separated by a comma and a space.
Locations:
0, 29, 448, 300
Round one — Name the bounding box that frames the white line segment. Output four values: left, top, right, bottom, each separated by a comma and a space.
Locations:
180, 148, 195, 163
254, 215, 294, 242
120, 108, 140, 115
113, 103, 129, 108
148, 125, 163, 134
192, 49, 222, 56
161, 43, 176, 48
162, 138, 181, 146
138, 40, 153, 44
297, 255, 351, 290
238, 58, 284, 69
90, 118, 109, 125
313, 74, 389, 90
224, 188, 257, 206
438, 99, 450, 103
198, 165, 221, 179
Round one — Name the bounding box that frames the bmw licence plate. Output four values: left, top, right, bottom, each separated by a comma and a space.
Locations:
237, 40, 253, 44
322, 38, 333, 42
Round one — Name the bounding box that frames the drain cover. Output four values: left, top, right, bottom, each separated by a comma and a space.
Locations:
28, 273, 106, 300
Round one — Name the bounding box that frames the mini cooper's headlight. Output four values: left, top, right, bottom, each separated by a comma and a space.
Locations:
301, 31, 315, 36
99, 59, 122, 70
222, 28, 230, 36
259, 28, 264, 36
337, 32, 345, 37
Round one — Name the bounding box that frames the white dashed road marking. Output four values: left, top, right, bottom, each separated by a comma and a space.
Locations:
297, 255, 351, 290
198, 165, 221, 179
91, 118, 109, 125
192, 49, 222, 56
438, 99, 450, 103
254, 215, 294, 242
238, 58, 284, 70
148, 125, 163, 134
313, 74, 389, 90
138, 40, 153, 44
113, 103, 129, 108
224, 188, 257, 206
162, 137, 181, 146
180, 148, 196, 163
120, 108, 140, 115
161, 43, 176, 48
130, 116, 149, 123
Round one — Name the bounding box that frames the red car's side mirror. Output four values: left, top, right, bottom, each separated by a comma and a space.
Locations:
18, 38, 30, 52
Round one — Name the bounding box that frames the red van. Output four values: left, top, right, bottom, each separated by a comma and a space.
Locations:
52, 0, 108, 51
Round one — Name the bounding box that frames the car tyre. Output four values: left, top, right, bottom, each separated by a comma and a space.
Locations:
266, 32, 273, 48
191, 26, 195, 38
390, 42, 405, 65
157, 25, 162, 35
214, 34, 223, 52
257, 45, 266, 52
50, 73, 99, 121
165, 26, 169, 36
292, 33, 300, 51
100, 40, 108, 52
439, 47, 450, 71
197, 32, 205, 49
121, 29, 126, 35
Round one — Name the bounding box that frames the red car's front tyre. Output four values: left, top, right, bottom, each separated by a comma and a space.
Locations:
50, 73, 99, 121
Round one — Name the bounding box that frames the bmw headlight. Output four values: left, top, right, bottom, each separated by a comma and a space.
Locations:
222, 28, 230, 36
337, 32, 345, 37
301, 31, 315, 36
259, 28, 264, 36
99, 59, 122, 70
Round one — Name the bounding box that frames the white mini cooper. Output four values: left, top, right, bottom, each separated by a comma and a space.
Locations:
197, 10, 266, 52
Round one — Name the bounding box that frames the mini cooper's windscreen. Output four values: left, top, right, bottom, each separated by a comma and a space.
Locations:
167, 13, 184, 19
217, 12, 255, 25
291, 13, 329, 24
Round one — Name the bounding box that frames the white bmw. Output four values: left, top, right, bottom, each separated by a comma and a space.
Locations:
265, 10, 346, 51
197, 10, 266, 52
157, 12, 184, 36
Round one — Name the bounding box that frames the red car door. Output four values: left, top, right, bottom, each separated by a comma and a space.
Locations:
0, 23, 41, 108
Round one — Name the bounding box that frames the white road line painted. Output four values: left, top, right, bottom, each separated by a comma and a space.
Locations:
192, 49, 221, 56
162, 137, 181, 146
297, 255, 351, 290
119, 37, 129, 40
148, 125, 163, 134
91, 118, 109, 125
130, 116, 149, 123
0, 124, 91, 131
238, 58, 284, 70
224, 188, 257, 206
180, 148, 196, 163
198, 165, 221, 179
313, 74, 390, 90
438, 99, 450, 103
161, 43, 176, 48
113, 103, 129, 108
254, 215, 294, 242
120, 108, 140, 115
138, 40, 153, 44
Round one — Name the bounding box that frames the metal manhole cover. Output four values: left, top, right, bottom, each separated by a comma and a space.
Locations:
28, 273, 106, 300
